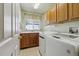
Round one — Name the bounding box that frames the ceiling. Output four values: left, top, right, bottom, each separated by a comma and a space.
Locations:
20, 3, 56, 14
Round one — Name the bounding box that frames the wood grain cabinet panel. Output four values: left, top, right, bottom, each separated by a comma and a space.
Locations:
43, 3, 79, 24
57, 3, 68, 23
46, 11, 51, 24
68, 3, 79, 20
20, 34, 29, 48
68, 3, 73, 20
43, 4, 57, 24
20, 33, 39, 49
33, 33, 39, 46
72, 3, 79, 19
43, 13, 49, 25
50, 4, 57, 24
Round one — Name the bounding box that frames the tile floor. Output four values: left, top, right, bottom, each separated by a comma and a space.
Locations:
19, 47, 40, 56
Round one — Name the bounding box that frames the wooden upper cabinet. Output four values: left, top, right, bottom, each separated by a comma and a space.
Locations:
47, 11, 51, 24
68, 3, 73, 20
69, 3, 79, 20
44, 6, 57, 24
50, 4, 57, 24
44, 10, 52, 25
57, 3, 68, 23
72, 3, 79, 18
43, 3, 79, 24
43, 12, 49, 24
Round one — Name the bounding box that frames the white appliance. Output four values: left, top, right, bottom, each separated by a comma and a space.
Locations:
39, 25, 79, 56
39, 31, 57, 56
39, 32, 46, 56
45, 33, 79, 56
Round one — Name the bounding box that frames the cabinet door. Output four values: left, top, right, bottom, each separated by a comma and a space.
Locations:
50, 4, 57, 24
57, 3, 68, 22
24, 34, 30, 47
28, 33, 39, 47
20, 33, 39, 49
20, 35, 25, 48
45, 11, 51, 24
20, 34, 29, 49
33, 33, 39, 46
28, 33, 34, 47
43, 13, 48, 25
72, 3, 79, 18
69, 3, 73, 20
47, 11, 51, 22
44, 11, 51, 25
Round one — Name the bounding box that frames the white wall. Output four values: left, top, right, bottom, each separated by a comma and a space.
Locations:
0, 3, 4, 41
54, 21, 79, 33
15, 3, 21, 34
12, 3, 21, 35
4, 3, 12, 39
12, 3, 16, 35
20, 11, 26, 32
44, 19, 79, 33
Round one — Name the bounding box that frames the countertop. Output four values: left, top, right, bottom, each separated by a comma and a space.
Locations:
20, 31, 39, 33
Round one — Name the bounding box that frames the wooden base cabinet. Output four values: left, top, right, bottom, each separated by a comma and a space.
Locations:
20, 33, 39, 49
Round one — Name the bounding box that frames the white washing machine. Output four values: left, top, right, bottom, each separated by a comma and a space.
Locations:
45, 34, 79, 56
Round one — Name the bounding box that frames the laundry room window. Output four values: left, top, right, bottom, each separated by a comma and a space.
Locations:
24, 14, 41, 31
25, 20, 40, 31
26, 24, 40, 31
34, 24, 39, 30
